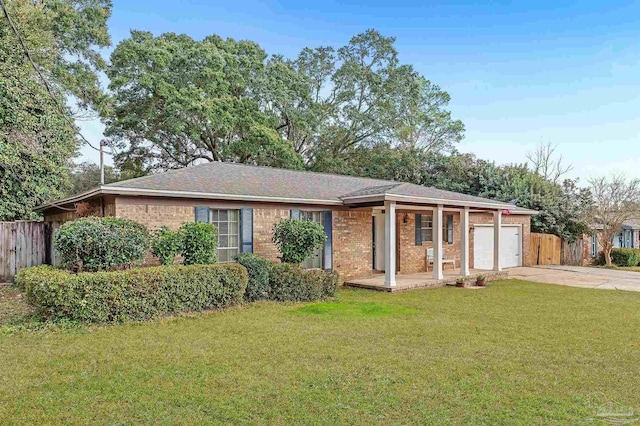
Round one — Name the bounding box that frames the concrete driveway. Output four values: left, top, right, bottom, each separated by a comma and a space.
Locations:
509, 265, 640, 292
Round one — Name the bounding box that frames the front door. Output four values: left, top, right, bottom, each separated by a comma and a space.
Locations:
373, 213, 386, 271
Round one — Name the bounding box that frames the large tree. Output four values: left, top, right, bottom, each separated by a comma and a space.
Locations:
105, 29, 464, 173
285, 30, 464, 165
105, 31, 304, 173
0, 0, 111, 220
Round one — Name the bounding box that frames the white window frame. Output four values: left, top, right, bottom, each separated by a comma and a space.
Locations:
421, 214, 433, 242
210, 209, 240, 263
421, 213, 453, 244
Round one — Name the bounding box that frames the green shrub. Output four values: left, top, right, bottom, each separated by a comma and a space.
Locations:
609, 248, 640, 267
20, 264, 248, 323
14, 265, 59, 290
268, 263, 338, 302
179, 222, 218, 265
236, 253, 271, 301
54, 217, 149, 272
151, 226, 183, 265
272, 219, 326, 264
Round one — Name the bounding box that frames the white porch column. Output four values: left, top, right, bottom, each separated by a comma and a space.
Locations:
493, 210, 502, 271
433, 204, 444, 280
384, 201, 396, 287
460, 207, 470, 276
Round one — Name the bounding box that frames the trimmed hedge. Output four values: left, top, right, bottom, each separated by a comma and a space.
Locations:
600, 248, 640, 267
269, 263, 339, 302
236, 253, 271, 302
54, 217, 150, 272
18, 264, 247, 323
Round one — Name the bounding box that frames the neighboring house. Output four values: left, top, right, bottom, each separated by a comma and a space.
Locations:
37, 162, 537, 288
589, 219, 640, 259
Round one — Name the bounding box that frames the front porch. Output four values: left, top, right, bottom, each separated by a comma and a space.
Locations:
344, 269, 508, 292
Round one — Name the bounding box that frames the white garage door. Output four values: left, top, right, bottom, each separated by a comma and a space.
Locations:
473, 226, 521, 269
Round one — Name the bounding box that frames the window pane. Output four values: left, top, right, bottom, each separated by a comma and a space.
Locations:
228, 235, 239, 248
211, 210, 219, 222
422, 215, 432, 227
218, 222, 229, 235
219, 235, 229, 248
229, 222, 238, 236
219, 210, 228, 221
218, 249, 229, 263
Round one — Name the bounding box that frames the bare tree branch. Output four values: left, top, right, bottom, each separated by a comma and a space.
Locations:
526, 142, 573, 184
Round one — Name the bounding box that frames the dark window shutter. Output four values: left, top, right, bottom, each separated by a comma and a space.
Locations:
447, 215, 454, 244
415, 214, 422, 246
323, 210, 333, 270
240, 208, 253, 253
290, 209, 300, 220
195, 206, 210, 223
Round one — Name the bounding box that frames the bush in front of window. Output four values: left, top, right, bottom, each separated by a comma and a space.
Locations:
272, 219, 326, 264
54, 217, 150, 272
236, 253, 271, 301
151, 226, 183, 265
599, 248, 640, 267
179, 222, 218, 265
268, 263, 339, 302
17, 263, 247, 323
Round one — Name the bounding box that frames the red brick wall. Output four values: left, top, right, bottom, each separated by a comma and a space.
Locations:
115, 203, 194, 231
253, 208, 290, 262
398, 212, 461, 274
333, 210, 373, 281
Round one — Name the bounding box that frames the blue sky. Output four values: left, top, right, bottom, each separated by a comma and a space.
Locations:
78, 0, 640, 182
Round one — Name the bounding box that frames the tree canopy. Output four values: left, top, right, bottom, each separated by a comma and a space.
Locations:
104, 29, 464, 173
0, 0, 111, 220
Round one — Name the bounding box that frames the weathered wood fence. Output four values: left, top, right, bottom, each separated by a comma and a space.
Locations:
529, 232, 561, 265
561, 238, 587, 266
0, 221, 60, 282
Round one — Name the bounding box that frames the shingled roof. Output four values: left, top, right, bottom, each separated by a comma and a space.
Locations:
41, 162, 537, 212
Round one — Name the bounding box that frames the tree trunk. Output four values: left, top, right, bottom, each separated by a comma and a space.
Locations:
604, 248, 612, 266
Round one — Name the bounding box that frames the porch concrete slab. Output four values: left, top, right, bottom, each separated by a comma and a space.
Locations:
344, 269, 507, 292
509, 266, 640, 292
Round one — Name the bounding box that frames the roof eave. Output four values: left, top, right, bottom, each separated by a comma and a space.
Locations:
342, 193, 537, 213
37, 186, 345, 211
34, 186, 104, 212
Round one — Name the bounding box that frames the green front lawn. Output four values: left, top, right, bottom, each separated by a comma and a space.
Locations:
2, 280, 640, 424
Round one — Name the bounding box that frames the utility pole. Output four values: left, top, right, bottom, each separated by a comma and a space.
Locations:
99, 139, 106, 185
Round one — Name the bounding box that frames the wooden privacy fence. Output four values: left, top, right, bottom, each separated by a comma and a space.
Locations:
530, 232, 561, 265
561, 238, 587, 266
0, 221, 60, 282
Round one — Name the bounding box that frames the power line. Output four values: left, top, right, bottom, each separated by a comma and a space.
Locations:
0, 0, 112, 155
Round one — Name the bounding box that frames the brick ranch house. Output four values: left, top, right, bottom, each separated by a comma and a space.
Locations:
38, 162, 537, 288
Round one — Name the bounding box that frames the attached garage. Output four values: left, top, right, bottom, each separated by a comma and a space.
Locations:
473, 225, 522, 269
